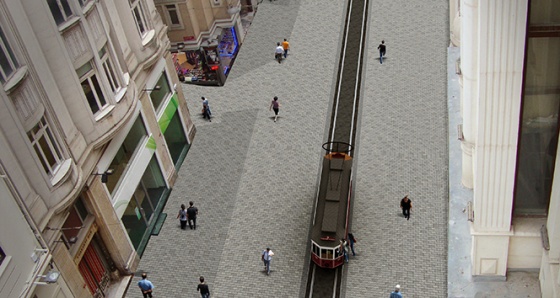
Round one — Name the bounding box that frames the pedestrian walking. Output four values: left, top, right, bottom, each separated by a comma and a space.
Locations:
177, 204, 187, 230
282, 39, 290, 58
187, 201, 198, 230
347, 233, 357, 256
137, 273, 154, 298
390, 285, 403, 298
275, 42, 284, 63
400, 195, 412, 220
378, 40, 386, 64
261, 247, 274, 275
340, 239, 349, 263
197, 276, 210, 298
201, 97, 212, 122
269, 96, 281, 122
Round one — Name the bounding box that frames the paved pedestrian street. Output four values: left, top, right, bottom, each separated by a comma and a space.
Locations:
133, 0, 449, 297
345, 0, 449, 296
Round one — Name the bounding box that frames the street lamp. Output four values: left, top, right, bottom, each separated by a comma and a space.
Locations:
54, 236, 78, 245
91, 169, 114, 183
45, 226, 83, 231
142, 86, 161, 92
34, 270, 61, 285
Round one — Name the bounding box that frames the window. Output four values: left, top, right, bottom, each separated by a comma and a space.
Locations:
0, 24, 19, 83
150, 72, 171, 112
0, 246, 5, 267
99, 46, 121, 93
129, 0, 150, 37
61, 197, 89, 247
163, 110, 189, 167
27, 117, 64, 177
47, 0, 74, 25
164, 5, 182, 27
74, 196, 89, 220
513, 0, 560, 215
122, 155, 168, 252
105, 116, 148, 194
77, 0, 91, 8
78, 62, 107, 114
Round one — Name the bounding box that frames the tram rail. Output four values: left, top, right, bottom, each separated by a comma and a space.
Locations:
304, 0, 370, 296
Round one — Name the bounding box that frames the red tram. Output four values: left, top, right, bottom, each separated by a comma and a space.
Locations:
310, 142, 353, 268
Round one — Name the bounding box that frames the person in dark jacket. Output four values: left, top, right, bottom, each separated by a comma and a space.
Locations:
347, 233, 357, 256
400, 195, 412, 220
187, 201, 198, 229
197, 276, 210, 298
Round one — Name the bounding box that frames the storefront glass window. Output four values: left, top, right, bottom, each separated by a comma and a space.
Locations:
122, 193, 146, 249
150, 72, 171, 112
218, 27, 239, 77
62, 200, 86, 243
141, 155, 167, 209
122, 155, 168, 252
174, 49, 220, 85
106, 116, 148, 194
514, 1, 560, 215
164, 111, 189, 167
134, 182, 153, 225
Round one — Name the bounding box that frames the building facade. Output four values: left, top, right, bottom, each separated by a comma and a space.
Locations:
154, 0, 253, 85
452, 0, 560, 295
0, 0, 195, 297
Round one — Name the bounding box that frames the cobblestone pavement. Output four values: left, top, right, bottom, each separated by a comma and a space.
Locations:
344, 0, 449, 297
133, 0, 450, 297
134, 0, 345, 297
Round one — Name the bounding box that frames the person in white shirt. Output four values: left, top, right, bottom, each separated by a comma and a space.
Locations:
275, 42, 284, 63
261, 247, 274, 275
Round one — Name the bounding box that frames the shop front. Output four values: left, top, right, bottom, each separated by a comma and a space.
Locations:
173, 26, 240, 86
120, 155, 169, 254
159, 93, 190, 168
59, 197, 116, 297
75, 227, 112, 297
105, 110, 171, 255
96, 59, 192, 257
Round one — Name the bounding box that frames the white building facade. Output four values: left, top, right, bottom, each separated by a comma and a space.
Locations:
0, 0, 195, 297
452, 0, 560, 295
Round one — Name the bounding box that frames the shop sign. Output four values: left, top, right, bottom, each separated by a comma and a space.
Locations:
146, 136, 157, 150
158, 93, 179, 134
135, 207, 142, 220
73, 222, 98, 265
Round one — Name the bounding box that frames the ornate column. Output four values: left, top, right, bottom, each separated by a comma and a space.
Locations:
460, 0, 477, 189
450, 0, 461, 46
470, 0, 528, 278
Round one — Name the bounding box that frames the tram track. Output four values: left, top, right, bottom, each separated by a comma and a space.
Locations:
304, 0, 370, 296
327, 0, 369, 153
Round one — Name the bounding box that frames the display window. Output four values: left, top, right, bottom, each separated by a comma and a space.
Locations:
172, 27, 240, 85
163, 109, 189, 167
121, 155, 168, 253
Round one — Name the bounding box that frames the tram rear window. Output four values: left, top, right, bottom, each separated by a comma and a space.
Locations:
321, 248, 333, 259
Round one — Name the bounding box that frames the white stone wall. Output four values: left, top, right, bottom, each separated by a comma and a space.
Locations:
459, 1, 560, 295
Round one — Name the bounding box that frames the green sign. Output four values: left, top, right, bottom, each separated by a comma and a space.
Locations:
158, 93, 179, 133
146, 136, 156, 150
135, 207, 141, 220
